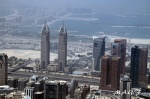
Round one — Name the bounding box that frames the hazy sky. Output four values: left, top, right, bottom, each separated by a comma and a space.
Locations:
1, 0, 150, 7
1, 0, 150, 15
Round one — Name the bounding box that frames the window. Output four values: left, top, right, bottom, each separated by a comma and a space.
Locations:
94, 43, 98, 47
0, 63, 2, 69
113, 45, 116, 49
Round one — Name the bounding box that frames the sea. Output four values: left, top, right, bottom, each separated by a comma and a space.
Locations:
49, 13, 150, 39
0, 7, 150, 39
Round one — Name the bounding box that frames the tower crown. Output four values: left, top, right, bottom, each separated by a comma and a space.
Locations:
42, 21, 49, 31
59, 26, 67, 34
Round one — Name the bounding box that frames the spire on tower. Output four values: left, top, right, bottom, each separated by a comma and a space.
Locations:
43, 20, 49, 30
62, 20, 64, 26
45, 19, 47, 25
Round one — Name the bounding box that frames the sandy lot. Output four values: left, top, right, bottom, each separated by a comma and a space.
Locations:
0, 49, 58, 61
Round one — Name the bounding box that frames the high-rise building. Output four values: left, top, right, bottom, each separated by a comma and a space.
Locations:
58, 25, 67, 72
130, 45, 148, 88
41, 22, 50, 71
5, 91, 30, 99
111, 39, 126, 74
93, 37, 105, 71
24, 87, 34, 99
100, 55, 121, 91
74, 85, 90, 99
139, 48, 148, 83
34, 92, 44, 99
120, 75, 131, 99
70, 79, 78, 98
0, 53, 8, 85
18, 77, 29, 91
44, 80, 68, 99
8, 77, 18, 88
130, 45, 140, 88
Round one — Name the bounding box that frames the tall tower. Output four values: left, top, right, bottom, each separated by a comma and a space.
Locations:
93, 37, 105, 71
130, 45, 148, 88
44, 80, 68, 99
58, 24, 67, 72
100, 55, 121, 91
139, 48, 148, 83
41, 22, 50, 71
130, 45, 140, 88
0, 53, 8, 85
120, 75, 131, 99
111, 39, 126, 74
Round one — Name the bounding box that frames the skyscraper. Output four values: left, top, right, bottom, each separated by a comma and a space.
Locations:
130, 45, 148, 88
120, 75, 131, 99
130, 45, 140, 88
111, 39, 126, 74
93, 37, 105, 71
44, 80, 68, 99
139, 48, 148, 83
100, 55, 121, 91
58, 25, 67, 72
0, 53, 8, 85
41, 22, 50, 71
24, 87, 34, 99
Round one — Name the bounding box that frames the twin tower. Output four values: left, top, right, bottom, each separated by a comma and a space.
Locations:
41, 22, 67, 72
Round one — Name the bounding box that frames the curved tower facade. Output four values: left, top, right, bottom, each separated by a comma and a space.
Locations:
58, 25, 67, 72
41, 22, 50, 71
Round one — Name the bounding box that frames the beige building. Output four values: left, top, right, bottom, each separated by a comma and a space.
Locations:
5, 91, 30, 99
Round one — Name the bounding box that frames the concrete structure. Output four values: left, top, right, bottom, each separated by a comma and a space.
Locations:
74, 85, 90, 99
44, 80, 68, 99
93, 37, 105, 71
0, 86, 14, 94
70, 79, 78, 98
130, 45, 148, 88
7, 76, 18, 88
111, 39, 126, 74
0, 53, 8, 85
58, 25, 67, 72
29, 75, 38, 83
100, 56, 121, 91
120, 75, 131, 99
139, 48, 148, 84
41, 22, 50, 71
5, 91, 30, 99
18, 77, 29, 91
34, 92, 44, 99
24, 87, 34, 99
47, 64, 58, 72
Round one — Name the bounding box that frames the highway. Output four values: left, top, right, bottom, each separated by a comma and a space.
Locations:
9, 71, 100, 85
8, 60, 34, 72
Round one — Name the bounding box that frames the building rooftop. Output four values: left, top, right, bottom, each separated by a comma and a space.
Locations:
114, 38, 126, 42
34, 92, 44, 94
42, 21, 49, 31
121, 75, 131, 82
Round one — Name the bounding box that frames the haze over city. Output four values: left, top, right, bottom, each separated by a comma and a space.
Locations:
0, 0, 150, 99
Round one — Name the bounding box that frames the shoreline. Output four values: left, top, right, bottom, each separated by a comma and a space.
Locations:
0, 49, 58, 61
94, 34, 150, 44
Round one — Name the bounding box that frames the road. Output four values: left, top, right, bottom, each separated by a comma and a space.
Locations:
9, 71, 100, 85
8, 60, 34, 72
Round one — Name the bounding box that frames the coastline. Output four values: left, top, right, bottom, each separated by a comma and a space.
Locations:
101, 35, 150, 44
0, 49, 58, 61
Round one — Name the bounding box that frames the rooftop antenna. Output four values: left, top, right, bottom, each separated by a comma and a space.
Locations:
62, 20, 64, 26
45, 19, 47, 25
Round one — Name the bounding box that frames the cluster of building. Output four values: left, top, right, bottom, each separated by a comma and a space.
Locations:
93, 36, 150, 98
0, 20, 150, 99
0, 70, 90, 99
